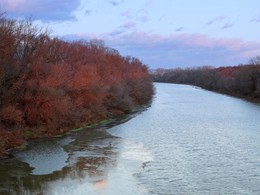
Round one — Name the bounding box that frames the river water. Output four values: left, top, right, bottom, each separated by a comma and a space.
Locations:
0, 83, 259, 195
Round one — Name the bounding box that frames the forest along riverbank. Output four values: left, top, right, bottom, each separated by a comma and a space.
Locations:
1, 83, 259, 195
0, 14, 154, 158
151, 65, 260, 103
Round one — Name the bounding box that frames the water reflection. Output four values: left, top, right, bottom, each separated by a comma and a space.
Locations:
2, 83, 259, 194
0, 128, 120, 194
108, 83, 260, 195
93, 179, 108, 190
15, 138, 70, 175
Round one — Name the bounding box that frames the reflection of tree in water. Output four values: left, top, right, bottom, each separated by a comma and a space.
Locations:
0, 128, 120, 194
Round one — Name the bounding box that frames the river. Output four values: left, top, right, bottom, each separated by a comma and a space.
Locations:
0, 83, 259, 195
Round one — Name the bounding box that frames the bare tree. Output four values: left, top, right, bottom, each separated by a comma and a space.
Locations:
249, 56, 260, 65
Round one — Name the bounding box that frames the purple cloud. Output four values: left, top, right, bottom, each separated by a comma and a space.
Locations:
221, 22, 234, 29
0, 0, 81, 21
63, 32, 260, 68
139, 15, 149, 23
107, 21, 136, 36
144, 0, 154, 7
251, 15, 260, 23
108, 0, 124, 6
207, 16, 227, 25
121, 9, 132, 18
85, 10, 92, 15
120, 21, 136, 29
175, 27, 184, 32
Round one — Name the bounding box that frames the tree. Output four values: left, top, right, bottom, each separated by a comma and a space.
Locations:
0, 14, 154, 157
249, 56, 260, 65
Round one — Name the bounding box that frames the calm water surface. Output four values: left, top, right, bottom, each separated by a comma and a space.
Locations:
0, 83, 259, 195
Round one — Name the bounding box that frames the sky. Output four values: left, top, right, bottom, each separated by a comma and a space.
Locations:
1, 0, 260, 69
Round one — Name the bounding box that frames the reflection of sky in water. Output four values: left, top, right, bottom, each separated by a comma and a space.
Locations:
2, 83, 260, 194
120, 140, 153, 163
44, 139, 152, 195
15, 138, 72, 175
4, 129, 154, 194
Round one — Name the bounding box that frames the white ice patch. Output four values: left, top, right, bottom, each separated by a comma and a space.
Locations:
120, 140, 154, 163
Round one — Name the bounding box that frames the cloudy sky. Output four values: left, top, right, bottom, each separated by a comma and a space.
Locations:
1, 0, 260, 69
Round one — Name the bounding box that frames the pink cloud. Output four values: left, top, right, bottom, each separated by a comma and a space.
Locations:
0, 0, 81, 21
101, 31, 260, 59
106, 32, 246, 52
4, 0, 26, 11
63, 31, 260, 68
171, 33, 243, 51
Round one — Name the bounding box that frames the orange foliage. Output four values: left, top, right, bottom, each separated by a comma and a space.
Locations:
0, 129, 22, 158
216, 66, 238, 78
0, 105, 24, 126
0, 14, 154, 157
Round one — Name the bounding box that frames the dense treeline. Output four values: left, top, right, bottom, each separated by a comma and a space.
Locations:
0, 14, 154, 157
152, 64, 260, 102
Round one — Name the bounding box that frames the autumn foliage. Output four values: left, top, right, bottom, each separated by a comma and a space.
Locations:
0, 15, 154, 157
152, 64, 260, 102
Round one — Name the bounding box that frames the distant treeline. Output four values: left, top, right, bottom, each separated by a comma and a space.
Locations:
0, 14, 154, 157
152, 64, 260, 102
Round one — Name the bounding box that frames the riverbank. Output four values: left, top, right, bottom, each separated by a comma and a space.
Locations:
1, 83, 259, 194
151, 65, 260, 103
191, 84, 260, 104
0, 104, 151, 159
